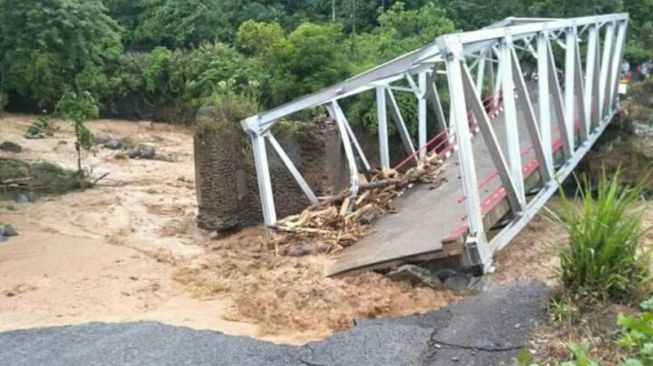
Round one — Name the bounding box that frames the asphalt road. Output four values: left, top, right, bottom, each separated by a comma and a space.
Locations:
0, 281, 548, 366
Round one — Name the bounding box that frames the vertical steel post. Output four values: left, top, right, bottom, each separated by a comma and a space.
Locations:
584, 24, 599, 130
500, 34, 526, 208
440, 36, 491, 265
564, 25, 577, 149
418, 72, 428, 159
537, 30, 554, 174
608, 21, 627, 113
327, 101, 359, 197
475, 49, 487, 95
574, 37, 589, 142
493, 46, 503, 110
242, 117, 277, 226
599, 22, 615, 120
376, 86, 390, 171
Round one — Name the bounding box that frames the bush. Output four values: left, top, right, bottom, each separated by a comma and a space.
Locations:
0, 0, 122, 108
547, 171, 651, 304
0, 92, 7, 115
196, 79, 259, 135
102, 42, 256, 123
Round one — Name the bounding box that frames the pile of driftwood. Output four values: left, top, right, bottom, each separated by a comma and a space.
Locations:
268, 153, 446, 254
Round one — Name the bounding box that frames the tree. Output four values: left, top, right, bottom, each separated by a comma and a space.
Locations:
57, 91, 99, 175
236, 21, 350, 107
0, 0, 122, 107
130, 0, 231, 49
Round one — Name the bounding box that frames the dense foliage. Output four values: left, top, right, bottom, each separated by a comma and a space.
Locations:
0, 0, 652, 124
547, 172, 650, 304
0, 0, 121, 107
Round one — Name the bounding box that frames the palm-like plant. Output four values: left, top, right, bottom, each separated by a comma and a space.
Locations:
547, 170, 651, 303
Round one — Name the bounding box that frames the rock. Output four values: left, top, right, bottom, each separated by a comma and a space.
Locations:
94, 132, 112, 144
103, 139, 123, 150
0, 141, 22, 153
57, 140, 68, 145
128, 148, 140, 159
24, 131, 44, 139
387, 264, 442, 288
129, 144, 156, 159
14, 193, 30, 204
139, 144, 156, 159
0, 236, 6, 243
5, 205, 16, 211
286, 242, 313, 257
3, 225, 17, 237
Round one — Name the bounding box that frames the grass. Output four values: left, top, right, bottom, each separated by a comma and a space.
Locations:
0, 158, 92, 196
546, 170, 651, 305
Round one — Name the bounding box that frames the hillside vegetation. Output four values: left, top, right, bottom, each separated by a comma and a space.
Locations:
0, 0, 650, 130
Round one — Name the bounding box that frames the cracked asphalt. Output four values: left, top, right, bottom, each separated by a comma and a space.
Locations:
0, 281, 548, 366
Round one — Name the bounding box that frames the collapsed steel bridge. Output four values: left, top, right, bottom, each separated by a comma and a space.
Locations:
241, 13, 629, 276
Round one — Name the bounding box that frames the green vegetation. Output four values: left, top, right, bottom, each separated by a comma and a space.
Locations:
26, 114, 58, 138
0, 0, 650, 129
518, 172, 653, 365
0, 158, 91, 196
56, 91, 100, 175
547, 172, 650, 305
517, 298, 653, 366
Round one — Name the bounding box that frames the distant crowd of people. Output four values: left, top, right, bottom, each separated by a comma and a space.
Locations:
622, 60, 653, 81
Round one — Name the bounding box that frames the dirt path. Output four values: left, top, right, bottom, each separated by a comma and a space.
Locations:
0, 114, 460, 344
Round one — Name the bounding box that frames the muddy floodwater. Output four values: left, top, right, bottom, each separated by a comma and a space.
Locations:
0, 115, 460, 344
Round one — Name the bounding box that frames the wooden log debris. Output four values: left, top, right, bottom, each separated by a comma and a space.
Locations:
267, 152, 446, 255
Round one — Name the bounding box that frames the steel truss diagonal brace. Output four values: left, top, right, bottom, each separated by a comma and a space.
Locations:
460, 62, 522, 213
509, 47, 553, 183
386, 88, 418, 160
546, 38, 573, 160
267, 133, 319, 205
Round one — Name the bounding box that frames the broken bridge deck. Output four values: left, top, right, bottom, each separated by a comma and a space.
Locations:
328, 97, 556, 276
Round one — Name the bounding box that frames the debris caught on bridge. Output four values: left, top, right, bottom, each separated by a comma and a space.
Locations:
267, 153, 446, 254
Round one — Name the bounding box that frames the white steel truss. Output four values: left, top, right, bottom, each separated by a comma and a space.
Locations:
241, 13, 629, 272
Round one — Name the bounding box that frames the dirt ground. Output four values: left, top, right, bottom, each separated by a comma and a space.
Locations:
0, 114, 460, 344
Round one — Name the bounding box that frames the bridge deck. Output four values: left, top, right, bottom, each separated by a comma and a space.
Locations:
329, 100, 548, 276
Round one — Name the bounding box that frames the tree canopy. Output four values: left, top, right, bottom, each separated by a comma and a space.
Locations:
0, 0, 651, 123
